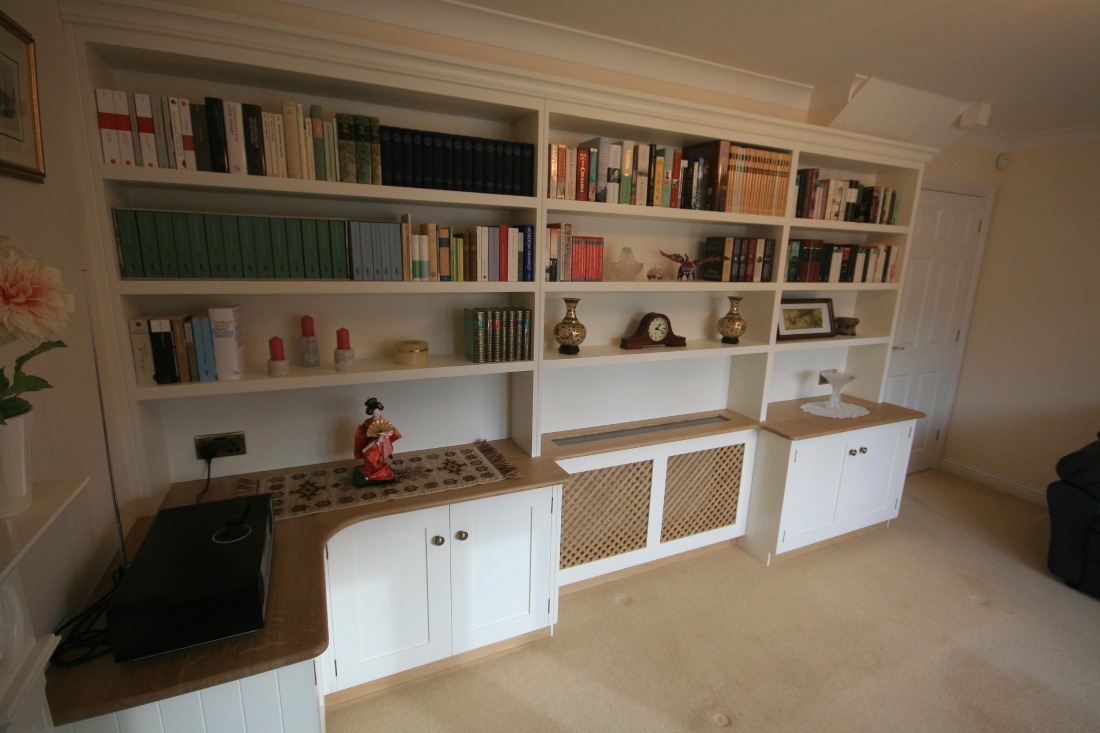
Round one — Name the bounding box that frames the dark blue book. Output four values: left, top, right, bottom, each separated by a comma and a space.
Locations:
379, 125, 394, 186
241, 103, 266, 176
204, 97, 229, 173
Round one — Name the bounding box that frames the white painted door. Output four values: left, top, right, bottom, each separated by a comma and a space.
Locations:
777, 433, 847, 552
886, 188, 989, 472
450, 487, 553, 654
327, 506, 452, 690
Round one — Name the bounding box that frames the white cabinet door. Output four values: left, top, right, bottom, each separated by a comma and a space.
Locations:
777, 434, 847, 552
450, 487, 553, 654
327, 505, 452, 691
839, 424, 905, 531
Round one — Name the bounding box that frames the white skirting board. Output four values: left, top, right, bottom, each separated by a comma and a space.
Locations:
939, 459, 1047, 506
52, 658, 325, 733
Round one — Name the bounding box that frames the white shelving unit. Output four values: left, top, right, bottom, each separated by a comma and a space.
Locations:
62, 0, 934, 507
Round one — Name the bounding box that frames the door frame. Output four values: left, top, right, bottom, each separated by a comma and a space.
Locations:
906, 176, 997, 469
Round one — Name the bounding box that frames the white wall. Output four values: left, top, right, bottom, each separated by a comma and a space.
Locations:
927, 143, 1100, 495
0, 0, 127, 635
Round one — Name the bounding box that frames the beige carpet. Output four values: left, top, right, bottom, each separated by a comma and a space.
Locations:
327, 470, 1100, 733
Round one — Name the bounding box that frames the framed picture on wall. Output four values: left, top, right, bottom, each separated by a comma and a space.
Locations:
777, 298, 836, 341
0, 9, 44, 183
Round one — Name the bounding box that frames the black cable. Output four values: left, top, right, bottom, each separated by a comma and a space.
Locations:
194, 443, 218, 503
50, 565, 125, 666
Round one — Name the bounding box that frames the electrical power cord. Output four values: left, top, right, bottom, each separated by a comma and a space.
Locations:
193, 442, 219, 504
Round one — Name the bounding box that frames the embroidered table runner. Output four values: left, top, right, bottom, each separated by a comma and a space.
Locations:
236, 441, 521, 520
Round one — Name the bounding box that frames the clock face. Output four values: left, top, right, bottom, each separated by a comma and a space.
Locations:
647, 316, 669, 341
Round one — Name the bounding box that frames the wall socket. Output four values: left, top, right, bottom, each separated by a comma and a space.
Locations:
194, 432, 247, 459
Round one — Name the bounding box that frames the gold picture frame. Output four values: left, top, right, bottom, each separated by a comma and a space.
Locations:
0, 10, 44, 182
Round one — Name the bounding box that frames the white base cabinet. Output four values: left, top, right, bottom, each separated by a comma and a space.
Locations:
743, 421, 915, 564
324, 486, 558, 693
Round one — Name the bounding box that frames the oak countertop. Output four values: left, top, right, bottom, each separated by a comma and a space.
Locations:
45, 440, 570, 725
761, 397, 925, 441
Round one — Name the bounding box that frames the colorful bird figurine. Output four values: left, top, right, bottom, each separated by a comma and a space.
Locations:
659, 250, 726, 281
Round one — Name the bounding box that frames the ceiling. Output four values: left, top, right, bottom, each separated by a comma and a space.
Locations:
445, 0, 1100, 139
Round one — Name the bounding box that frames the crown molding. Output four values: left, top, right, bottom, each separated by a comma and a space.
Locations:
58, 0, 937, 165
959, 123, 1100, 152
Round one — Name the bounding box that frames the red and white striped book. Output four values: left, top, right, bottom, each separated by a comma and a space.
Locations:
111, 90, 135, 167
133, 93, 158, 168
176, 98, 197, 170
95, 88, 121, 165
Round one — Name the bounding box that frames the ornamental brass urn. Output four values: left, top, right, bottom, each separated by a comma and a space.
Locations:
717, 296, 748, 344
554, 297, 587, 355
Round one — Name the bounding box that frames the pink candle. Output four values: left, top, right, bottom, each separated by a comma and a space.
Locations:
269, 336, 285, 361
336, 328, 350, 350
301, 315, 315, 337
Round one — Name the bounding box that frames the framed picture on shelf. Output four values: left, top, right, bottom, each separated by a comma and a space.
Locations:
777, 298, 836, 341
0, 9, 44, 183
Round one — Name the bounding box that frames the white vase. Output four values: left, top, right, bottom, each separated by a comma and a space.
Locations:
0, 410, 32, 519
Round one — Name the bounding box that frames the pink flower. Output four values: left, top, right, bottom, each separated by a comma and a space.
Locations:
0, 242, 75, 347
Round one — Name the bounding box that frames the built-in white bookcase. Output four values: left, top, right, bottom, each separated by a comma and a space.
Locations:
63, 1, 931, 510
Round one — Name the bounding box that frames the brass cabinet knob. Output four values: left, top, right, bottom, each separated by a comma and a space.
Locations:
849, 449, 857, 456
431, 536, 445, 546
860, 446, 868, 454
456, 530, 469, 541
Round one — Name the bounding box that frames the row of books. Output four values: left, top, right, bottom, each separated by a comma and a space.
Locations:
544, 223, 604, 282
785, 241, 901, 283
114, 210, 348, 279
128, 306, 245, 387
462, 308, 533, 364
794, 169, 902, 224
698, 237, 778, 283
548, 139, 790, 216
354, 221, 536, 282
95, 88, 534, 196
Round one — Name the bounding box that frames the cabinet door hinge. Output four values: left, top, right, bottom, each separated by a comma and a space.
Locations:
325, 546, 329, 560
793, 449, 798, 463
548, 599, 551, 613
782, 530, 786, 543
334, 660, 338, 677
895, 498, 900, 509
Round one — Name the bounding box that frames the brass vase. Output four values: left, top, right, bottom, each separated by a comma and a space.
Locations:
554, 297, 587, 355
717, 296, 748, 344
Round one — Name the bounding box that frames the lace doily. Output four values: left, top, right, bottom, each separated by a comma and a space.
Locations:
801, 400, 870, 419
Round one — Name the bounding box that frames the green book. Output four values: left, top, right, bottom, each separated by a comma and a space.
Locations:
237, 217, 258, 278
368, 117, 382, 185
113, 209, 144, 278
134, 210, 161, 277
310, 104, 326, 181
353, 115, 372, 184
330, 220, 348, 279
284, 218, 305, 278
203, 214, 227, 278
315, 219, 333, 279
251, 217, 274, 278
335, 113, 357, 185
171, 213, 194, 278
186, 213, 210, 278
463, 307, 487, 363
269, 217, 290, 278
153, 213, 178, 277
301, 218, 320, 279
220, 215, 244, 278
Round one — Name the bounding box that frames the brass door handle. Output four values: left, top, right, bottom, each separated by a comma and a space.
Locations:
849, 449, 857, 456
456, 531, 469, 541
431, 536, 445, 546
860, 447, 868, 454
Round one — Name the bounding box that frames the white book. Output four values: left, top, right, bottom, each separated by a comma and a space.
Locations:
95, 88, 121, 165
112, 90, 135, 167
208, 304, 246, 380
127, 317, 156, 387
509, 226, 519, 282
854, 249, 867, 283
223, 102, 247, 175
828, 246, 842, 283
564, 147, 577, 201
281, 101, 301, 178
149, 95, 170, 168
177, 98, 197, 170
261, 112, 275, 177
133, 93, 158, 168
166, 97, 186, 170
274, 114, 288, 177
